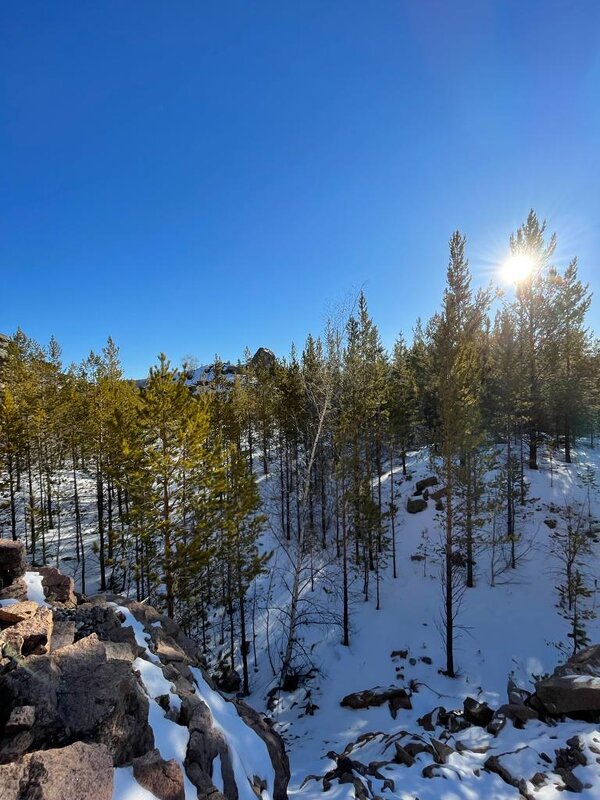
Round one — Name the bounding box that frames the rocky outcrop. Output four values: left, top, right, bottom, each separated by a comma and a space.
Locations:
0, 541, 290, 799
251, 347, 276, 370
0, 741, 113, 800
533, 644, 600, 718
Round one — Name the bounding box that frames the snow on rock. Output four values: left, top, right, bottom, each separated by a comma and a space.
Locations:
112, 766, 158, 800
24, 571, 48, 606
108, 601, 160, 663
191, 666, 275, 800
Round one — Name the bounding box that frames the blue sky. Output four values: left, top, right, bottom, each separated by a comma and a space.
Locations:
2, 1, 599, 376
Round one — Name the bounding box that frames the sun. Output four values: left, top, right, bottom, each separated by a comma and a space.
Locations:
501, 253, 536, 284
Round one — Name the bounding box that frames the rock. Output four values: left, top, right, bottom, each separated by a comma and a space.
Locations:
388, 690, 413, 718
486, 714, 506, 736
39, 567, 77, 607
341, 686, 412, 711
534, 673, 600, 716
251, 347, 276, 370
429, 487, 446, 502
507, 676, 531, 705
407, 497, 427, 514
0, 607, 53, 656
556, 644, 600, 677
184, 695, 237, 799
0, 600, 38, 625
420, 656, 432, 665
484, 755, 518, 787
153, 630, 190, 665
393, 743, 415, 767
463, 696, 494, 727
233, 697, 291, 800
544, 518, 557, 529
215, 667, 241, 693
403, 740, 434, 758
0, 541, 26, 587
0, 578, 27, 603
5, 705, 35, 733
133, 749, 185, 800
0, 633, 153, 763
495, 703, 538, 729
431, 738, 454, 764
556, 768, 584, 793
417, 706, 446, 732
0, 741, 113, 800
415, 476, 438, 493
49, 620, 76, 651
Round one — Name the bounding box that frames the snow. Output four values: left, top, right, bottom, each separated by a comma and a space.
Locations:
239, 444, 600, 799
112, 767, 158, 800
191, 666, 275, 800
3, 434, 600, 798
0, 598, 19, 607
113, 767, 156, 800
112, 614, 196, 799
24, 571, 48, 606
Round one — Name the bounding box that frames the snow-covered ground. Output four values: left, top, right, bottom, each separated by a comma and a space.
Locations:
2, 441, 600, 798
243, 444, 600, 798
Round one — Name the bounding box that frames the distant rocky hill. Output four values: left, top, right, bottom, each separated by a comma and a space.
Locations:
0, 540, 289, 800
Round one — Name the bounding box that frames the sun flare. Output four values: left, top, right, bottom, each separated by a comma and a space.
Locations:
501, 253, 536, 284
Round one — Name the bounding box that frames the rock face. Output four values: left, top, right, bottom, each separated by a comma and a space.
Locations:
0, 557, 290, 800
251, 347, 276, 370
0, 741, 113, 800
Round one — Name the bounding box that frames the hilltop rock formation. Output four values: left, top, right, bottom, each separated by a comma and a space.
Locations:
0, 540, 289, 800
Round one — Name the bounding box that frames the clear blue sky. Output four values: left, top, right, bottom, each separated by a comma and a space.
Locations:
2, 1, 599, 376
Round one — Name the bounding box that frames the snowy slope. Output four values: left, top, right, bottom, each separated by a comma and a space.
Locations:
243, 445, 600, 798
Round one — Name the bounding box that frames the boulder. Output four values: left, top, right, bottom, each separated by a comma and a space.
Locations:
429, 487, 447, 502
39, 567, 77, 607
555, 643, 600, 677
0, 741, 113, 800
0, 600, 39, 625
341, 686, 412, 711
484, 754, 519, 788
0, 607, 53, 657
407, 497, 427, 514
463, 697, 494, 727
494, 703, 538, 729
393, 743, 415, 767
49, 620, 76, 651
0, 578, 27, 603
0, 541, 26, 587
133, 749, 185, 800
0, 633, 154, 763
415, 476, 439, 494
534, 674, 600, 716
